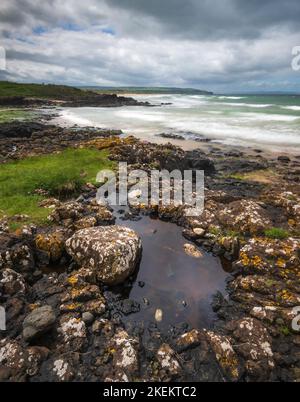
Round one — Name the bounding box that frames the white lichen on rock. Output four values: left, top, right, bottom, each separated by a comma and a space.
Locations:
156, 344, 181, 376
204, 330, 240, 381
60, 317, 86, 341
53, 359, 70, 381
65, 226, 142, 285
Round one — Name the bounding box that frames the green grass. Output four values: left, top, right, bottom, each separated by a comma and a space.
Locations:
264, 227, 289, 240
0, 81, 95, 99
209, 226, 241, 238
279, 326, 291, 336
0, 108, 35, 123
226, 173, 245, 181
0, 148, 115, 225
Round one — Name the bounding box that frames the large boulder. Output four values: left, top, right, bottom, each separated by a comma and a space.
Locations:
65, 226, 142, 285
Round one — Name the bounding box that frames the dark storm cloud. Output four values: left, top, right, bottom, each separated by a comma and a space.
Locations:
107, 0, 300, 38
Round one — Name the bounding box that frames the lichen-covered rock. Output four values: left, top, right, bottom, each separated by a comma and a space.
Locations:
26, 346, 49, 377
92, 318, 114, 336
235, 237, 300, 280
57, 313, 88, 351
158, 204, 186, 223
185, 200, 220, 230
86, 203, 115, 226
35, 229, 67, 262
65, 226, 142, 285
23, 305, 56, 342
156, 344, 181, 378
58, 315, 87, 351
229, 317, 274, 381
0, 233, 34, 273
218, 200, 272, 234
60, 272, 106, 316
48, 201, 85, 224
0, 339, 49, 380
105, 329, 138, 381
110, 139, 185, 172
48, 200, 115, 229
262, 190, 300, 231
183, 243, 203, 258
0, 268, 26, 296
38, 197, 60, 209
73, 216, 97, 230
175, 329, 202, 351
230, 274, 300, 308
52, 358, 74, 381
204, 331, 240, 381
0, 339, 27, 372
250, 305, 298, 328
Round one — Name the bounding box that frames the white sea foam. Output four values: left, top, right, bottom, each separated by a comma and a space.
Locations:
281, 105, 300, 111
217, 96, 245, 100
225, 102, 273, 108
244, 113, 300, 122
60, 110, 93, 126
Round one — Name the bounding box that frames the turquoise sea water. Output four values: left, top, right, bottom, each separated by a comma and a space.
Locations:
59, 94, 300, 151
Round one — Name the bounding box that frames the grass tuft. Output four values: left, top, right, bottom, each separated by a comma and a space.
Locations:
264, 227, 289, 240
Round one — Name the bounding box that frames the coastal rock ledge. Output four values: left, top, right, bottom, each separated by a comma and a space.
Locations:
65, 226, 142, 285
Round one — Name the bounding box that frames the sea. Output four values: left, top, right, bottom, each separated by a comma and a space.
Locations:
57, 93, 300, 152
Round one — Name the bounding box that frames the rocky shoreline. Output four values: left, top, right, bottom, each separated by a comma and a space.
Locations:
0, 119, 300, 382
0, 93, 152, 109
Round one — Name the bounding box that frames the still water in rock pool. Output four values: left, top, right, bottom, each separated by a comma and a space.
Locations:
108, 212, 230, 331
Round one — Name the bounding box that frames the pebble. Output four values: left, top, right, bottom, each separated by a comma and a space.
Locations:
155, 308, 163, 322
143, 297, 149, 306
183, 243, 203, 258
82, 312, 95, 325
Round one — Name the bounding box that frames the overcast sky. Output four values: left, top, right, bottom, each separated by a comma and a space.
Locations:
0, 0, 300, 92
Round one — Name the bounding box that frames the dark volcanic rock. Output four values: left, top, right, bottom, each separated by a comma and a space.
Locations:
157, 133, 185, 140
64, 93, 151, 108
214, 158, 266, 175
277, 155, 291, 163
0, 93, 151, 108
0, 122, 51, 139
183, 149, 216, 174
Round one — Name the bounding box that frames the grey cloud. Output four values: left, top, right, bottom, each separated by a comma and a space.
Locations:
0, 0, 299, 92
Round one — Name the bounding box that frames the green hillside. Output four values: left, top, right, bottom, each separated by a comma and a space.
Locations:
0, 81, 92, 99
